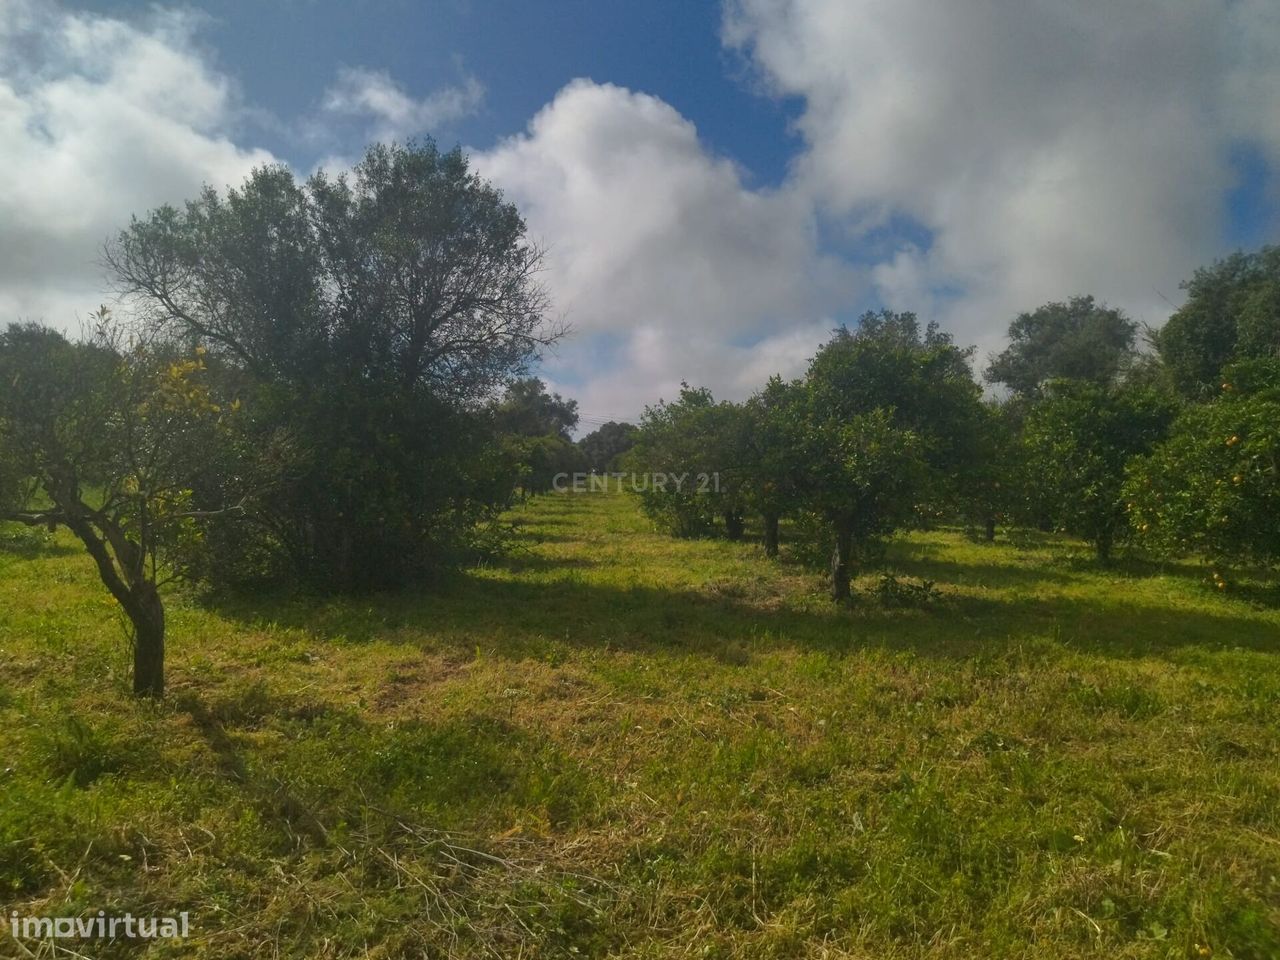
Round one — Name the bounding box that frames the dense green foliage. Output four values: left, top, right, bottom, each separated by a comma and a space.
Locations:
107, 141, 556, 591
787, 313, 982, 597
1022, 382, 1176, 561
491, 378, 586, 495
492, 377, 579, 441
1154, 246, 1280, 398
985, 295, 1137, 396
577, 420, 639, 473
960, 400, 1023, 541
626, 385, 752, 538
1128, 359, 1280, 570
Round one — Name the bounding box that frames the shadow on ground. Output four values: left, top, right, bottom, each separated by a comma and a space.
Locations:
207, 554, 1280, 667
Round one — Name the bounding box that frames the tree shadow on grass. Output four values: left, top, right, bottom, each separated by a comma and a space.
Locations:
207, 560, 1280, 668
900, 527, 1270, 590
170, 682, 598, 847
886, 555, 1076, 590
204, 501, 1280, 665
171, 688, 332, 849
0, 525, 78, 560
485, 553, 603, 574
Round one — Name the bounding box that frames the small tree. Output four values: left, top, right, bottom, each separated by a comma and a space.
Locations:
783, 399, 925, 600
1127, 359, 1280, 573
0, 314, 232, 696
626, 386, 751, 538
1022, 380, 1176, 561
793, 314, 981, 598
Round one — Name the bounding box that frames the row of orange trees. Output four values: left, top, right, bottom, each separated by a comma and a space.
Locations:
625, 247, 1280, 598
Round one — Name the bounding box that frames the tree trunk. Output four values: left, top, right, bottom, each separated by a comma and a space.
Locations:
830, 519, 853, 602
984, 515, 996, 543
762, 512, 780, 558
62, 513, 167, 698
723, 511, 745, 541
1095, 528, 1113, 564
131, 584, 166, 698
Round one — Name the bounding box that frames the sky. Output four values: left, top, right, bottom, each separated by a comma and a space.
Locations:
2, 0, 1278, 427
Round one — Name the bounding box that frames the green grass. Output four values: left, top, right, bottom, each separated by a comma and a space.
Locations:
2, 493, 1279, 958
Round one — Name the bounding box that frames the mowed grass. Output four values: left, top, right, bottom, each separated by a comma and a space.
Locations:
1, 492, 1279, 959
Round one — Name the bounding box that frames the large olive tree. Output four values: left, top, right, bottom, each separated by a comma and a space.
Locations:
106, 141, 561, 590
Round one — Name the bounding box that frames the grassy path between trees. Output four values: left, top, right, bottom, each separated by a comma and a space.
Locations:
2, 491, 1279, 958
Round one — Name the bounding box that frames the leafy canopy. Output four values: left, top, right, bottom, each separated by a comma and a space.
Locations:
1022, 380, 1176, 560
577, 421, 639, 474
1128, 358, 1280, 569
106, 141, 558, 589
1155, 246, 1280, 399
986, 295, 1137, 397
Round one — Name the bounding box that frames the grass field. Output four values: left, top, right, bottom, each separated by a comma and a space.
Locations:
2, 490, 1279, 958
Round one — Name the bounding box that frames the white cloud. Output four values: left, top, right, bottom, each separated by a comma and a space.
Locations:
5, 0, 1279, 418
1230, 0, 1280, 159
0, 1, 275, 328
724, 0, 1280, 361
474, 79, 861, 418
321, 66, 484, 142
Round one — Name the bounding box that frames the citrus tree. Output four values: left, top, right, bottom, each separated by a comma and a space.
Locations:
1022, 380, 1176, 561
785, 313, 980, 599
625, 387, 755, 539
1127, 359, 1280, 573
0, 313, 234, 696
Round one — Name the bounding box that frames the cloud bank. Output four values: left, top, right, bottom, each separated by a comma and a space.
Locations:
473, 80, 859, 417
724, 0, 1280, 358
3, 0, 1279, 420
0, 2, 275, 327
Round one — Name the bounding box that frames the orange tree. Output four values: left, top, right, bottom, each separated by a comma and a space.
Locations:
1022, 380, 1176, 562
1127, 358, 1280, 575
0, 312, 234, 696
774, 313, 981, 599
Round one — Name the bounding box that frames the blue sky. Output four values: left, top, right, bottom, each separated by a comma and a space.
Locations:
3, 0, 1278, 422
78, 0, 804, 183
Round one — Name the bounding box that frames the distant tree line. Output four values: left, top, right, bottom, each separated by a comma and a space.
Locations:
625, 246, 1280, 600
